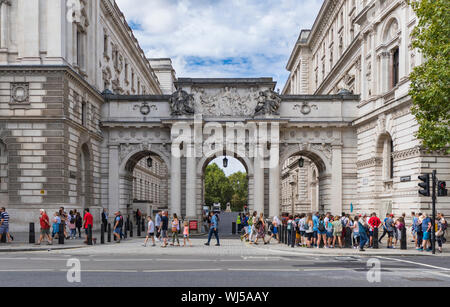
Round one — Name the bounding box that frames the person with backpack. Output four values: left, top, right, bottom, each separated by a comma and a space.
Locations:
266, 215, 280, 244
304, 213, 314, 248
170, 213, 180, 247
68, 210, 77, 240
240, 212, 250, 242
316, 215, 327, 248
332, 216, 343, 248
75, 211, 83, 239
113, 211, 123, 243
436, 213, 447, 253
286, 215, 294, 247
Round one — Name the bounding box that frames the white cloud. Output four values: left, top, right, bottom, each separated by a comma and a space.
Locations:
116, 0, 323, 89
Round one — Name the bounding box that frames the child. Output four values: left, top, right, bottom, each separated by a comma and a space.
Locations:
143, 216, 155, 247
52, 212, 61, 239
183, 221, 192, 247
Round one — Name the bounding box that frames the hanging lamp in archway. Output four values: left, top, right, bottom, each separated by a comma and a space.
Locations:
298, 157, 304, 168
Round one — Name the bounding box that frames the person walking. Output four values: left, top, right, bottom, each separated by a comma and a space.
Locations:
254, 213, 265, 245
51, 212, 61, 240
332, 216, 343, 248
82, 208, 93, 244
266, 215, 280, 244
143, 216, 155, 247
101, 208, 108, 232
183, 221, 192, 247
75, 211, 83, 239
170, 213, 180, 246
249, 211, 257, 243
59, 207, 69, 240
378, 213, 390, 244
418, 213, 432, 252
36, 209, 52, 245
304, 214, 314, 248
205, 212, 220, 246
155, 210, 162, 243
160, 211, 169, 248
68, 210, 77, 240
0, 207, 13, 243
436, 213, 447, 253
113, 211, 123, 243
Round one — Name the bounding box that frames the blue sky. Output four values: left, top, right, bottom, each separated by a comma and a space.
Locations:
116, 0, 323, 91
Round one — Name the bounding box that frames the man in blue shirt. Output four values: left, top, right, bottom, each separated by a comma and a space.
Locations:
418, 214, 432, 252
312, 212, 319, 247
205, 213, 220, 246
0, 207, 13, 243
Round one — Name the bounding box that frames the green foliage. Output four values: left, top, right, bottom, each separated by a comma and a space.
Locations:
408, 0, 450, 153
204, 164, 248, 211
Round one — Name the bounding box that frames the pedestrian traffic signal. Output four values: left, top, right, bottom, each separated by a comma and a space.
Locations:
438, 181, 448, 197
418, 174, 430, 197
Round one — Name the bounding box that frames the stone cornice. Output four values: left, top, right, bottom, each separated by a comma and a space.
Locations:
100, 0, 162, 95
356, 157, 382, 169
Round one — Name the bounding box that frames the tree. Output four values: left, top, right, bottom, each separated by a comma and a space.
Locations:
409, 0, 450, 153
204, 164, 248, 211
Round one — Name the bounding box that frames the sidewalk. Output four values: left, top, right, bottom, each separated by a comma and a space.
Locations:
247, 240, 450, 257
0, 231, 207, 253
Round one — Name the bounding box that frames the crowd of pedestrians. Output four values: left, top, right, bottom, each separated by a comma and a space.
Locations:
36, 207, 93, 245
239, 211, 447, 253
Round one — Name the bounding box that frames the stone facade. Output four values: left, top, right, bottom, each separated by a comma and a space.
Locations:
283, 0, 449, 218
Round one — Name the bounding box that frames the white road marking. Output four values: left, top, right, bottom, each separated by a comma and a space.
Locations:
377, 256, 450, 272
142, 268, 222, 273
0, 269, 55, 272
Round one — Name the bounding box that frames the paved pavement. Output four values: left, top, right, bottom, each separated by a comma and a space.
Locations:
0, 237, 449, 287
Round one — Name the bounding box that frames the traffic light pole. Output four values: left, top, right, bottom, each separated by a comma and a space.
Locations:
432, 170, 437, 255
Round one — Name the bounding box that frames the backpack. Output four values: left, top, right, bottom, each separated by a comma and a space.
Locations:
287, 221, 292, 231
318, 221, 326, 232
334, 221, 342, 232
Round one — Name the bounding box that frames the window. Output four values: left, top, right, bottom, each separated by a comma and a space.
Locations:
392, 48, 400, 88
81, 102, 87, 126
104, 34, 108, 55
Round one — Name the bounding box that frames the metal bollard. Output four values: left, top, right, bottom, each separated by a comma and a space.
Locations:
291, 227, 295, 248
101, 223, 105, 244
232, 222, 236, 235
58, 223, 64, 245
373, 228, 379, 249
401, 227, 407, 250
142, 217, 145, 232
0, 230, 6, 243
87, 225, 93, 245
107, 223, 111, 243
130, 221, 134, 238
29, 223, 36, 244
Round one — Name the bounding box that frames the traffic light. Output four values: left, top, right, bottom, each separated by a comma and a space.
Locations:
418, 174, 430, 197
438, 181, 448, 197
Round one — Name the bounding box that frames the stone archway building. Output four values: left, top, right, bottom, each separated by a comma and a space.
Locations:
0, 0, 448, 231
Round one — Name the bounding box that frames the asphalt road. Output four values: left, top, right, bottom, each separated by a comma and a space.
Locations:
0, 238, 449, 287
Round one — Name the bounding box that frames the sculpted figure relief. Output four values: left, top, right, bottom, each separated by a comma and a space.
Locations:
254, 89, 282, 116
169, 88, 195, 116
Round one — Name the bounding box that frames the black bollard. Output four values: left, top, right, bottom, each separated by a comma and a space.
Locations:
130, 221, 134, 238
58, 223, 64, 245
401, 227, 407, 250
29, 223, 35, 244
373, 228, 379, 249
232, 222, 236, 235
101, 223, 105, 244
142, 217, 145, 232
107, 223, 111, 243
87, 225, 93, 245
291, 227, 295, 248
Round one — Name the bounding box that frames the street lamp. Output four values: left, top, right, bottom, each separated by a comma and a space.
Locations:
298, 157, 304, 168
223, 156, 228, 168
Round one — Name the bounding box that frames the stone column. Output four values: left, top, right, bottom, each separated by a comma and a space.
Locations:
0, 0, 11, 49
380, 52, 391, 93
170, 144, 181, 216
185, 142, 196, 219
108, 145, 120, 214
253, 144, 264, 215
330, 144, 343, 215
18, 0, 40, 63
269, 156, 280, 218
46, 0, 65, 63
